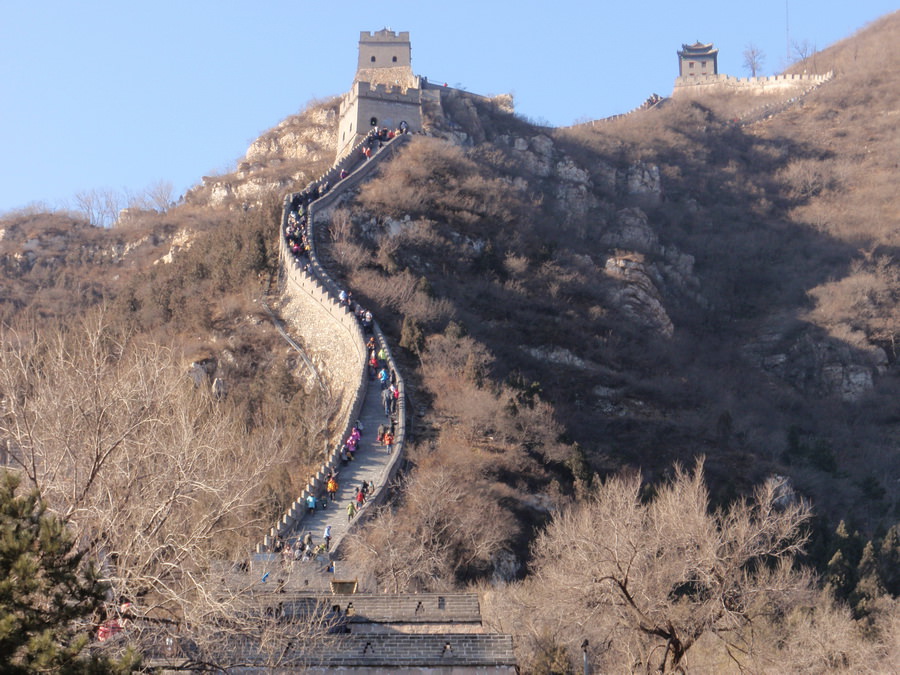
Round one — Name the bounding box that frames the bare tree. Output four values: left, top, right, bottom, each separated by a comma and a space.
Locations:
74, 188, 124, 228
792, 39, 817, 65
142, 180, 175, 212
0, 307, 331, 664
499, 459, 814, 673
345, 465, 513, 592
743, 43, 766, 77
125, 180, 175, 214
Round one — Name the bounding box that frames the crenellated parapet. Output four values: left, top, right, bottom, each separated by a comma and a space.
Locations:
338, 80, 423, 117
673, 71, 833, 97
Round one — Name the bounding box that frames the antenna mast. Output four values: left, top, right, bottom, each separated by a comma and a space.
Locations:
785, 0, 791, 63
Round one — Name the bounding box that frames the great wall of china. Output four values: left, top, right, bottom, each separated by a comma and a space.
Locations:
586, 69, 833, 128
234, 129, 518, 673
672, 71, 833, 97
258, 132, 411, 556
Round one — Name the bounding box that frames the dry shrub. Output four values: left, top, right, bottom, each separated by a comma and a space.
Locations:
357, 136, 527, 233
806, 255, 900, 350
777, 157, 842, 200
349, 267, 455, 326
503, 252, 530, 279
420, 331, 502, 442
345, 462, 514, 591
329, 208, 371, 272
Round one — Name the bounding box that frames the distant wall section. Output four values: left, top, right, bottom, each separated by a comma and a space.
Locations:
672, 72, 832, 98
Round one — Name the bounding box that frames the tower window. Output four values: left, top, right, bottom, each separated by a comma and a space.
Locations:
370, 117, 378, 127
392, 56, 397, 62
371, 55, 376, 62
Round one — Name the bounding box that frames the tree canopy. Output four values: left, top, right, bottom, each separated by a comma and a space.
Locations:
0, 470, 134, 673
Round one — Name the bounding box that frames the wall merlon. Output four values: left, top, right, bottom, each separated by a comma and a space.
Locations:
359, 30, 410, 42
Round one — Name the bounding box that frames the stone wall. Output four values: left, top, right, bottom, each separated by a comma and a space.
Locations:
337, 82, 423, 159
303, 635, 516, 672
672, 71, 833, 98
259, 133, 411, 552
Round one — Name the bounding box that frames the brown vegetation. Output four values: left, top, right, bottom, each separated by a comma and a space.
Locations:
1, 11, 898, 671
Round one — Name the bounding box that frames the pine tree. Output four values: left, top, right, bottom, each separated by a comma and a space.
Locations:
852, 541, 886, 616
0, 471, 135, 673
824, 550, 854, 603
823, 520, 863, 602
878, 524, 900, 596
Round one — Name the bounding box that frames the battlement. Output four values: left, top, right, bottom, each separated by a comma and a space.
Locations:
676, 72, 832, 86
338, 81, 422, 123
359, 29, 410, 42
673, 71, 833, 97
240, 592, 484, 627
356, 80, 421, 99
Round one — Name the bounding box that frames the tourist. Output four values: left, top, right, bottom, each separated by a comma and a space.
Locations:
326, 475, 338, 502
388, 383, 399, 415
382, 386, 393, 418
347, 501, 357, 521
324, 524, 332, 551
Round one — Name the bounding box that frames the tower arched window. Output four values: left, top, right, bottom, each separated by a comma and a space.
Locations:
371, 55, 376, 62
392, 56, 397, 62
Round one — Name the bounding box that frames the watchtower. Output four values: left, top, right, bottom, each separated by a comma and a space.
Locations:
678, 42, 718, 77
357, 29, 412, 72
336, 29, 424, 159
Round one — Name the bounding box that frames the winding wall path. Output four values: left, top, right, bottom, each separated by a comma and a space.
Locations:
256, 133, 412, 565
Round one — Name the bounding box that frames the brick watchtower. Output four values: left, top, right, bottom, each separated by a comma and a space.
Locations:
336, 29, 424, 159
357, 29, 413, 73
678, 42, 718, 77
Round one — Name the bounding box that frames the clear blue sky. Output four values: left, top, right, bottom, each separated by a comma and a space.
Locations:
1, 1, 895, 214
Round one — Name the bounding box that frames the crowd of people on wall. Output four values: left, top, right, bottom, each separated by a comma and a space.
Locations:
274, 127, 407, 561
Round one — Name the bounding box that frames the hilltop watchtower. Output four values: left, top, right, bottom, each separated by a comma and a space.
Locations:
678, 42, 718, 77
336, 29, 424, 159
357, 29, 413, 73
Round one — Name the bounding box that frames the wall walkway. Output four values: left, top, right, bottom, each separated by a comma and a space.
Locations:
256, 132, 412, 558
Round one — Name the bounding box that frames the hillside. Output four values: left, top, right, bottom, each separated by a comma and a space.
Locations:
309, 13, 900, 538
0, 11, 898, 673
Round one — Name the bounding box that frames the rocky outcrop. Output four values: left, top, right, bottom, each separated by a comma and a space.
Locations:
245, 105, 339, 163
598, 207, 704, 336
186, 101, 340, 209
622, 162, 662, 203
604, 254, 674, 337
744, 321, 885, 401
